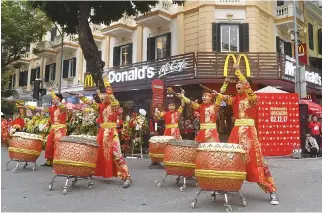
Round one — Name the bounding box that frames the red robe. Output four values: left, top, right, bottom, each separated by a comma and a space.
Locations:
191, 103, 220, 143
1, 119, 10, 145
46, 105, 67, 159
158, 107, 183, 140
227, 83, 277, 193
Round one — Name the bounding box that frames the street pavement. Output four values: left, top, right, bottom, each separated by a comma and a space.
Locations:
1, 147, 322, 212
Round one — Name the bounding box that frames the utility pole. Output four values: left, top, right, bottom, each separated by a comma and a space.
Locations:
55, 24, 64, 94
293, 0, 300, 99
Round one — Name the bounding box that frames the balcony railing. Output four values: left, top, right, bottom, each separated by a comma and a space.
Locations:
52, 35, 78, 46
21, 52, 30, 59
275, 4, 304, 21
36, 41, 53, 50
90, 24, 103, 34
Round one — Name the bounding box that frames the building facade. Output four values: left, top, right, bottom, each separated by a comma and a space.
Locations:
8, 0, 322, 107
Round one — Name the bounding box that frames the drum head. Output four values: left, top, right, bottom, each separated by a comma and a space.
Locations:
149, 136, 174, 143
60, 135, 99, 147
168, 139, 199, 148
12, 132, 44, 141
198, 142, 245, 153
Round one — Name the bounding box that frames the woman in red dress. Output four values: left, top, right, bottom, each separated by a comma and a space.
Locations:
79, 74, 131, 188
26, 88, 67, 167
155, 93, 185, 140
177, 90, 223, 143
218, 64, 279, 205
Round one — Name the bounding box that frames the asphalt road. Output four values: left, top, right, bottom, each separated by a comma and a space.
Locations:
1, 148, 322, 212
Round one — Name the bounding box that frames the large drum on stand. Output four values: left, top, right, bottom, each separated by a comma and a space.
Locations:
50, 135, 99, 195
164, 139, 199, 177
5, 132, 44, 172
53, 135, 99, 177
195, 143, 246, 191
191, 143, 247, 212
149, 136, 174, 163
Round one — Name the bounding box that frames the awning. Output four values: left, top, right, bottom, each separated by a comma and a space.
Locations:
300, 99, 322, 117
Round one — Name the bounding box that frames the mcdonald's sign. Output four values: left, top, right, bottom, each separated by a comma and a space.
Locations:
84, 73, 96, 90
223, 54, 251, 77
296, 43, 307, 65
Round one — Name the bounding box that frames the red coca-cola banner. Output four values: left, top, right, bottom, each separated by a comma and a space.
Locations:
257, 93, 300, 156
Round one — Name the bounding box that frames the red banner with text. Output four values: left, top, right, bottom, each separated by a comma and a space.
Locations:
257, 93, 300, 156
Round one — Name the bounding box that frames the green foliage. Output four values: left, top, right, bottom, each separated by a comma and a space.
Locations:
29, 1, 184, 34
1, 0, 52, 68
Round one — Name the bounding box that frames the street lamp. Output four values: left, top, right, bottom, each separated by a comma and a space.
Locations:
293, 0, 300, 99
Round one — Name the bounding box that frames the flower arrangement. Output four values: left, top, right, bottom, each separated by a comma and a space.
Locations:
121, 120, 134, 141
79, 110, 98, 136
121, 144, 131, 155
67, 111, 83, 135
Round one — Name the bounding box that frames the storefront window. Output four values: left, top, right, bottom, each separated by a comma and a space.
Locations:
155, 35, 167, 59
221, 25, 239, 52
120, 45, 130, 66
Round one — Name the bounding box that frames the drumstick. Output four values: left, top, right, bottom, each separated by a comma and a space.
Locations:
66, 92, 77, 96
199, 84, 213, 93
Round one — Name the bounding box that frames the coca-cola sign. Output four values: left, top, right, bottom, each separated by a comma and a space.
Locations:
158, 59, 188, 78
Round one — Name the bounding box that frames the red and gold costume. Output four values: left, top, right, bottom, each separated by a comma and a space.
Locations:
156, 106, 183, 140
224, 69, 277, 194
1, 118, 10, 146
28, 91, 67, 164
81, 77, 131, 181
181, 93, 223, 143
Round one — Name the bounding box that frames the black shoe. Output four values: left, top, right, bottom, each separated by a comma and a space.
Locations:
270, 192, 279, 205
122, 179, 132, 188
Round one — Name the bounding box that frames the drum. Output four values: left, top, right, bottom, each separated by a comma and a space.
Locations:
149, 136, 174, 163
8, 132, 44, 162
164, 139, 199, 177
195, 143, 246, 191
53, 135, 99, 177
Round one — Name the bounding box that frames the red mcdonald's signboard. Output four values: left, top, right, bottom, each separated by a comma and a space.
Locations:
297, 43, 308, 65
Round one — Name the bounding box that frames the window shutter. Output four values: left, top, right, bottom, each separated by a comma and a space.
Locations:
19, 72, 23, 86
285, 42, 292, 57
239, 23, 249, 52
63, 60, 69, 78
36, 67, 40, 79
212, 23, 221, 52
113, 46, 120, 67
276, 36, 280, 53
53, 63, 56, 81
72, 57, 77, 77
309, 23, 314, 50
50, 27, 57, 41
45, 65, 50, 82
30, 69, 36, 84
318, 29, 322, 55
128, 43, 133, 64
13, 74, 16, 88
166, 33, 171, 57
277, 1, 284, 6
23, 71, 28, 86
147, 37, 155, 60
9, 75, 12, 89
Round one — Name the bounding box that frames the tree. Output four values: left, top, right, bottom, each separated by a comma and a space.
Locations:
1, 0, 52, 69
1, 0, 52, 115
30, 1, 185, 91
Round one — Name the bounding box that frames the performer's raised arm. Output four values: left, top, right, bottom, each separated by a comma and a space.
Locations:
176, 92, 200, 110
49, 88, 66, 111
103, 74, 119, 107
234, 64, 257, 105
78, 92, 99, 111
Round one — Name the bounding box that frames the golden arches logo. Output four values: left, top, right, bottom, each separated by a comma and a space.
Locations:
223, 54, 251, 77
84, 73, 95, 88
298, 45, 305, 56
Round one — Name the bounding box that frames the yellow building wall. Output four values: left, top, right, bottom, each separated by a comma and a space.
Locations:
305, 11, 322, 59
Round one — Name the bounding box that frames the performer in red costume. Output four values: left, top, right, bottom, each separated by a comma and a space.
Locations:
1, 114, 10, 146
10, 107, 26, 133
155, 89, 185, 140
177, 89, 223, 143
78, 74, 132, 188
26, 88, 67, 167
218, 64, 279, 205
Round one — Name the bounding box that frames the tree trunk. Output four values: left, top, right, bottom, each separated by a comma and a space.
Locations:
77, 1, 105, 92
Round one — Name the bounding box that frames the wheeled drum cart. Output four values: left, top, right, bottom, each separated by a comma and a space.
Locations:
149, 136, 174, 169
156, 139, 199, 191
191, 142, 248, 212
4, 132, 43, 173
49, 135, 98, 195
